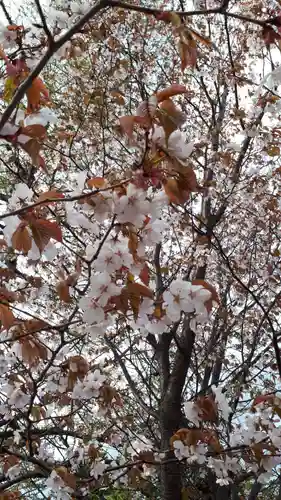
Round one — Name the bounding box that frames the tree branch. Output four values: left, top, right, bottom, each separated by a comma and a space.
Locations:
108, 0, 266, 26
34, 0, 53, 42
0, 0, 109, 130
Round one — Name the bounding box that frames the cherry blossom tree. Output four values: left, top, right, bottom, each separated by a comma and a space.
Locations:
1, 0, 281, 499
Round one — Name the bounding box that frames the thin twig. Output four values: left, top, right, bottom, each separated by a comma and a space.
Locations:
0, 179, 129, 220
0, 0, 109, 130
34, 0, 53, 42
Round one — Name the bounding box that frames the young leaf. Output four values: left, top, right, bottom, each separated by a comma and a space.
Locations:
21, 124, 46, 139
21, 138, 44, 167
26, 77, 49, 113
56, 282, 72, 303
179, 35, 197, 71
0, 303, 14, 330
29, 219, 62, 252
87, 177, 106, 189
11, 222, 32, 254
156, 84, 187, 103
127, 281, 154, 299
139, 263, 150, 286
37, 190, 65, 203
164, 178, 184, 204
158, 98, 185, 138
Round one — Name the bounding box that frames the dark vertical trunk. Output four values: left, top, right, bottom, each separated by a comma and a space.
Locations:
247, 481, 261, 500
159, 322, 196, 499
160, 450, 182, 500
160, 404, 183, 500
216, 485, 231, 500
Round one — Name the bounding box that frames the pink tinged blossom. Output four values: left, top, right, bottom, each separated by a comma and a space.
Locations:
9, 183, 33, 209
136, 94, 158, 120
144, 316, 171, 336
90, 460, 106, 479
127, 438, 153, 457
184, 401, 201, 427
151, 126, 194, 162
110, 433, 123, 446
80, 272, 120, 324
0, 24, 18, 48
66, 203, 99, 234
142, 219, 168, 246
94, 249, 123, 273
89, 271, 121, 306
149, 190, 169, 220
207, 457, 231, 485
258, 456, 281, 483
24, 107, 58, 126
113, 183, 150, 227
80, 297, 105, 325
8, 388, 30, 409
72, 369, 106, 400
173, 441, 207, 463
212, 385, 231, 421
163, 280, 211, 322
45, 470, 73, 500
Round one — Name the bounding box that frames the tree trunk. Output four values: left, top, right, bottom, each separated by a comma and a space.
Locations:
160, 402, 182, 500
160, 449, 182, 500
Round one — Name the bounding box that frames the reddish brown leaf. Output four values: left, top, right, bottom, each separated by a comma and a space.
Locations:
196, 396, 218, 422
0, 238, 7, 247
3, 455, 19, 474
56, 282, 72, 303
110, 90, 125, 105
87, 177, 106, 189
252, 441, 276, 462
128, 228, 138, 260
0, 287, 17, 303
129, 291, 141, 320
21, 124, 46, 139
158, 98, 185, 138
139, 263, 150, 286
189, 28, 212, 46
21, 138, 42, 167
26, 77, 49, 113
29, 219, 62, 252
11, 222, 32, 254
37, 190, 64, 203
7, 25, 23, 31
163, 178, 183, 204
176, 165, 199, 193
21, 338, 48, 367
55, 467, 77, 490
170, 428, 199, 447
253, 394, 275, 407
127, 281, 154, 299
202, 429, 222, 453
0, 303, 14, 330
25, 319, 48, 333
156, 84, 187, 103
156, 11, 181, 26
262, 25, 281, 46
110, 287, 130, 315
65, 272, 79, 287
179, 37, 197, 71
